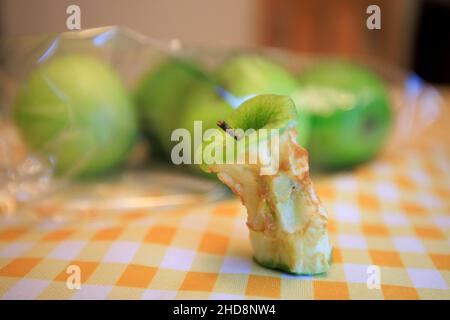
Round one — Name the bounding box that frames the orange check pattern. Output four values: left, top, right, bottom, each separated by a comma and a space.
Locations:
1, 110, 450, 300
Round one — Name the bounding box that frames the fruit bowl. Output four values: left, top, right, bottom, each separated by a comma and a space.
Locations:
0, 26, 442, 216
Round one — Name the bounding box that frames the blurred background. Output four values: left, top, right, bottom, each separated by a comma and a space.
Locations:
0, 0, 449, 84
0, 0, 448, 214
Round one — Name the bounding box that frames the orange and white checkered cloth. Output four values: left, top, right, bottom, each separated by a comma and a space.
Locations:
0, 112, 449, 300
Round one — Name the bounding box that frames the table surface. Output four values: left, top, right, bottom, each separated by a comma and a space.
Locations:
0, 94, 449, 300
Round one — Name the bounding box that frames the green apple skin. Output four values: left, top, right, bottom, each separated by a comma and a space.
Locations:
214, 54, 310, 147
186, 54, 309, 146
178, 54, 309, 178
228, 94, 297, 132
179, 83, 234, 177
134, 59, 205, 159
297, 61, 392, 170
216, 54, 299, 96
180, 54, 309, 176
14, 54, 138, 177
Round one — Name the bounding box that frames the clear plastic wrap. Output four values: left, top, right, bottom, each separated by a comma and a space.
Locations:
0, 26, 443, 217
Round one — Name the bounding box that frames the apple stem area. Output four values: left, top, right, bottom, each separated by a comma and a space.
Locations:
216, 120, 243, 141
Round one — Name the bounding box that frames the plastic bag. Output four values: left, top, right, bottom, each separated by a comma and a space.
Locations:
0, 26, 443, 217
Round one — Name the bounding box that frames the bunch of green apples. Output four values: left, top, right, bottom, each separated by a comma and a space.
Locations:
14, 55, 138, 178
181, 54, 314, 175
135, 54, 311, 165
136, 54, 392, 171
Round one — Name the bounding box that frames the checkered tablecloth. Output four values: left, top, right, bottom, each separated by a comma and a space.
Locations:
1, 108, 449, 300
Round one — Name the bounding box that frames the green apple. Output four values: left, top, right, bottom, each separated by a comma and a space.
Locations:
199, 95, 332, 275
14, 54, 138, 177
178, 83, 234, 176
179, 83, 234, 144
214, 54, 310, 147
134, 58, 205, 159
296, 61, 392, 170
178, 54, 310, 177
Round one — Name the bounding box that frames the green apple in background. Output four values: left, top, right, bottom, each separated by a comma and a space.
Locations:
14, 54, 138, 177
178, 83, 234, 176
214, 54, 310, 147
177, 54, 309, 175
296, 61, 392, 170
134, 58, 205, 159
180, 83, 234, 147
